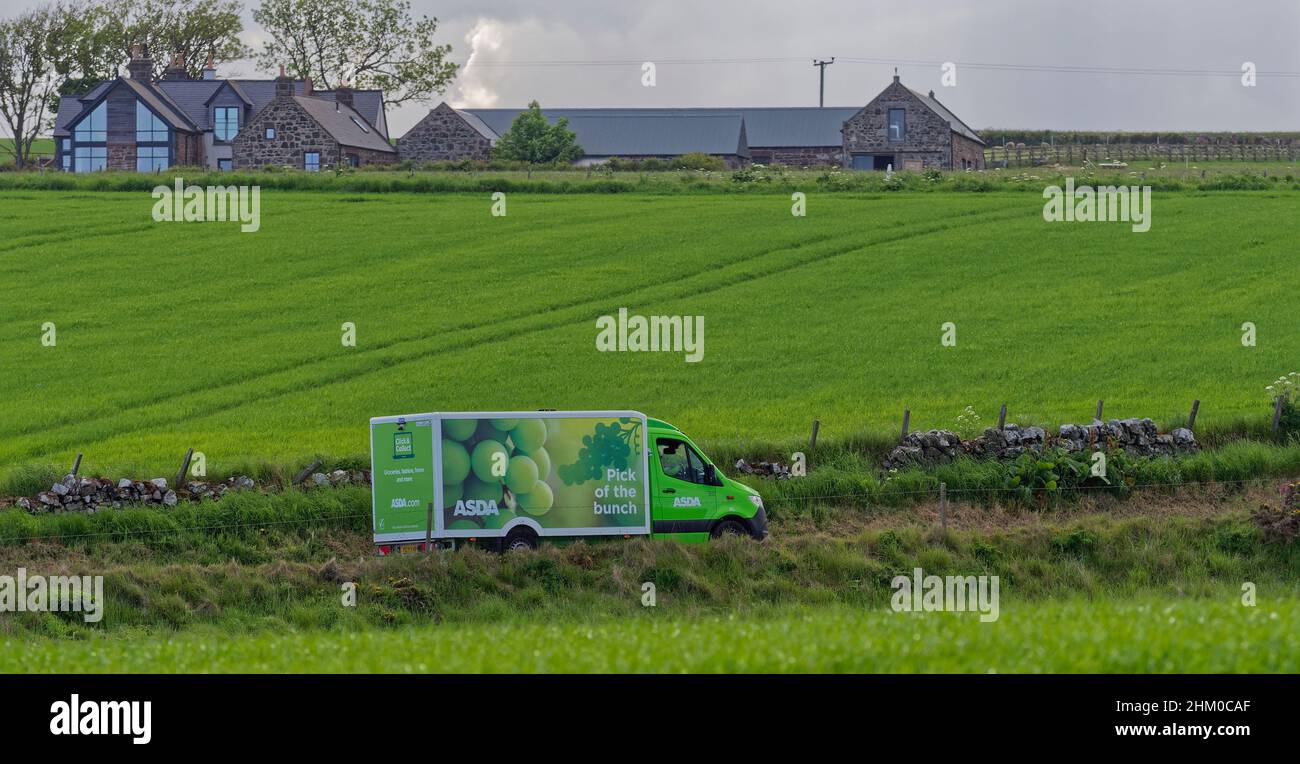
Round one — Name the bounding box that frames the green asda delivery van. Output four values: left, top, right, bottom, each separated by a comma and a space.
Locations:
369, 410, 767, 553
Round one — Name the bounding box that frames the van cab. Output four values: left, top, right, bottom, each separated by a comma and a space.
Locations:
646, 417, 767, 542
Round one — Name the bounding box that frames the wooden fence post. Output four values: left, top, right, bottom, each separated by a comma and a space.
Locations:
809, 419, 820, 453
175, 447, 194, 488
1095, 400, 1105, 422
1274, 397, 1285, 434
900, 409, 911, 442
425, 502, 434, 554
70, 453, 82, 478
294, 459, 322, 487
939, 482, 948, 534
998, 404, 1007, 430
1187, 400, 1200, 431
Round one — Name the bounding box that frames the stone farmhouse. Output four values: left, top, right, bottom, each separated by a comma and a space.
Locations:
400, 74, 985, 170
54, 56, 981, 172
54, 45, 395, 173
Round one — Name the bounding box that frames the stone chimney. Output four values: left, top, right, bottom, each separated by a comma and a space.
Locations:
303, 76, 313, 97
274, 65, 293, 98
127, 43, 153, 81
163, 52, 187, 81
892, 67, 900, 84
334, 83, 354, 110
202, 54, 217, 81
928, 89, 935, 99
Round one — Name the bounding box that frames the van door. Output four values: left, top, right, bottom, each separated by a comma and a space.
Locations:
650, 436, 716, 537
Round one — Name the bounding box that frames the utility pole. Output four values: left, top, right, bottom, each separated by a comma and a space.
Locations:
812, 58, 835, 107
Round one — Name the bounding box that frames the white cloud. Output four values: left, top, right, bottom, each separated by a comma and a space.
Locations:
452, 18, 505, 108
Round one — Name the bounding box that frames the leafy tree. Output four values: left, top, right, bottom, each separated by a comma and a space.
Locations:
493, 102, 584, 165
49, 0, 249, 105
0, 3, 71, 170
254, 0, 457, 107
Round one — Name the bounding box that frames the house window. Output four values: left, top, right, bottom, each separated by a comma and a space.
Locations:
265, 126, 276, 139
74, 146, 107, 172
347, 153, 359, 168
61, 153, 71, 171
304, 151, 321, 172
137, 145, 169, 172
888, 108, 906, 142
218, 158, 232, 171
73, 102, 106, 143
136, 101, 169, 143
214, 106, 240, 141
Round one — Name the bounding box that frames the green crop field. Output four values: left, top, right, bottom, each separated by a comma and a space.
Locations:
1, 188, 1297, 481
6, 598, 1296, 673
0, 138, 54, 167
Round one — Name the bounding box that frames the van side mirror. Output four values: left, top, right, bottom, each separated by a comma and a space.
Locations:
703, 463, 718, 485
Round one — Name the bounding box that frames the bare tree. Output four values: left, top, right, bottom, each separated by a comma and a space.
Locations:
0, 4, 68, 170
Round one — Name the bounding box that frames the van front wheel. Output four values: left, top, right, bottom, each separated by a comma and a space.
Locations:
710, 519, 748, 540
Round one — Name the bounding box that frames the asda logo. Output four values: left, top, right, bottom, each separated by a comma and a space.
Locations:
672, 496, 702, 508
453, 499, 499, 517
393, 431, 414, 459
390, 498, 420, 509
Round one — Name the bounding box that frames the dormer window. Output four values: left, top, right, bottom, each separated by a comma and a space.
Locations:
214, 106, 240, 141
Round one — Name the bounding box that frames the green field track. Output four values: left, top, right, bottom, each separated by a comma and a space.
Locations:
2, 189, 1298, 481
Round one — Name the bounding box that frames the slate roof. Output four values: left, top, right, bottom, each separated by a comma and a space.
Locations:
54, 76, 388, 138
906, 88, 985, 145
464, 95, 985, 149
53, 78, 198, 137
561, 114, 749, 156
124, 78, 198, 131
464, 107, 854, 149
455, 110, 500, 143
292, 96, 395, 153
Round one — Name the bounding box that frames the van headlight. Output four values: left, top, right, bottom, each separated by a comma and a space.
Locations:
748, 494, 763, 509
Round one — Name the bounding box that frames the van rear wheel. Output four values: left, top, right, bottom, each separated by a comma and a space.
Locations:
710, 519, 748, 539
502, 529, 538, 552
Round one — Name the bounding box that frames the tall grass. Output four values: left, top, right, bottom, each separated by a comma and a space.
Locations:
1, 488, 1296, 639
0, 166, 1296, 195
7, 597, 1298, 673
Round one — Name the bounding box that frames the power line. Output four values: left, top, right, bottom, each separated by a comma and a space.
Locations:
463, 55, 1300, 79
812, 58, 835, 107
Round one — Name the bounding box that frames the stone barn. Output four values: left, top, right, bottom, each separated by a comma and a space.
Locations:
842, 74, 985, 170
394, 74, 987, 171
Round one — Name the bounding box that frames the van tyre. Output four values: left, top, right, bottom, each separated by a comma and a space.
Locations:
503, 529, 538, 552
710, 519, 748, 539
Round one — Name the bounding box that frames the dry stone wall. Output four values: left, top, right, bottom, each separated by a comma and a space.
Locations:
885, 419, 1197, 470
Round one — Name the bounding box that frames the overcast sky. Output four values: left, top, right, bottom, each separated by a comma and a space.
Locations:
9, 0, 1300, 135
